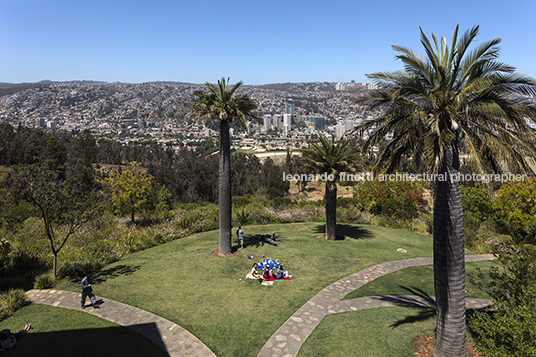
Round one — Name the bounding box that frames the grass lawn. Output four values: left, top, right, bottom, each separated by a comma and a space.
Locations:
49, 222, 434, 357
343, 260, 499, 300
0, 303, 168, 357
20, 222, 488, 357
298, 307, 436, 357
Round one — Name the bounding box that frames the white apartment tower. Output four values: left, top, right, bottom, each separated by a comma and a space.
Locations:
263, 114, 272, 132
272, 114, 282, 131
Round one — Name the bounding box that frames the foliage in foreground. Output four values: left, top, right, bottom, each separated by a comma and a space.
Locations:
0, 288, 29, 321
469, 243, 536, 356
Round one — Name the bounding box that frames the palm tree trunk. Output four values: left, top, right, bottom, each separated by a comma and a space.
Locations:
433, 139, 467, 357
218, 119, 233, 256
325, 183, 337, 240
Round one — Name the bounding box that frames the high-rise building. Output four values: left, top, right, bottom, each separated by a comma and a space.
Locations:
263, 114, 272, 132
336, 122, 346, 139
272, 114, 282, 131
285, 102, 294, 117
283, 113, 292, 137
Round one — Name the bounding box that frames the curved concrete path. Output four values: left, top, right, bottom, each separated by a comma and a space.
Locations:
257, 254, 495, 357
26, 289, 216, 357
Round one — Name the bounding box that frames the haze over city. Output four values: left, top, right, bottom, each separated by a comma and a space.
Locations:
1, 0, 535, 85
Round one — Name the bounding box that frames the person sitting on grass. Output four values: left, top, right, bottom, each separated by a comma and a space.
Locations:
247, 263, 261, 279
275, 267, 290, 279
0, 322, 31, 352
262, 264, 273, 280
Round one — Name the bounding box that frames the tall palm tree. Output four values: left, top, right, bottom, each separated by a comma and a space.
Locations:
190, 78, 258, 256
355, 25, 536, 356
301, 134, 360, 240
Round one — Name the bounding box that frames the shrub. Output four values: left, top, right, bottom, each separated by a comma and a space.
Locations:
0, 289, 29, 321
353, 178, 427, 220
271, 197, 292, 208
337, 196, 356, 208
34, 273, 55, 289
232, 196, 252, 207
461, 185, 495, 222
337, 207, 361, 223
234, 208, 251, 226
493, 178, 536, 240
469, 243, 536, 356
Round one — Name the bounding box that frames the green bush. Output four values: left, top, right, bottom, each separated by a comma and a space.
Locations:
271, 197, 292, 208
461, 185, 495, 222
337, 197, 356, 208
493, 178, 536, 240
57, 259, 104, 279
0, 289, 29, 321
34, 273, 56, 289
232, 196, 252, 207
234, 208, 251, 226
469, 243, 536, 356
353, 178, 427, 220
337, 207, 361, 223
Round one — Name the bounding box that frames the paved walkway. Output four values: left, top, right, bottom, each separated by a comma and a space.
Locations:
257, 254, 495, 357
26, 289, 216, 357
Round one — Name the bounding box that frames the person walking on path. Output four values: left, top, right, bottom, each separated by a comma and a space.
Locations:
81, 274, 99, 309
237, 226, 244, 249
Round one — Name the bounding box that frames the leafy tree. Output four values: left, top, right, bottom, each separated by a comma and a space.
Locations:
301, 134, 360, 240
353, 178, 426, 220
11, 164, 103, 277
355, 25, 536, 356
231, 153, 262, 197
67, 129, 97, 168
266, 164, 290, 199
189, 78, 258, 256
494, 178, 536, 241
106, 161, 154, 223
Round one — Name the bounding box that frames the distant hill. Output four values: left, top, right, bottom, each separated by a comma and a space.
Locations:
0, 80, 370, 125
0, 82, 49, 97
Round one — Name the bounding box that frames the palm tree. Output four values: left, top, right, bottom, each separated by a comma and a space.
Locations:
301, 134, 360, 240
190, 78, 258, 256
355, 25, 536, 356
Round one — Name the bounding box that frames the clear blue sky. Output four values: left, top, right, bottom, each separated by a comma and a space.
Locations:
1, 0, 535, 85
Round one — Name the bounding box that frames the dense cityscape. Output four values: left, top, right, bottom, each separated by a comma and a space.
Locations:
0, 80, 380, 156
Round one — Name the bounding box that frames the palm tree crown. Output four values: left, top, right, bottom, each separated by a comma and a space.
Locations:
357, 25, 536, 176
191, 77, 257, 128
355, 25, 536, 357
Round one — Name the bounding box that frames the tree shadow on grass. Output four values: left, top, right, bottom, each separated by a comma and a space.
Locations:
313, 224, 374, 240
92, 264, 142, 284
8, 324, 169, 357
382, 286, 493, 329
240, 235, 279, 250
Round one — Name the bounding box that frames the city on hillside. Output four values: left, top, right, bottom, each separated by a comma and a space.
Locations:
0, 80, 383, 157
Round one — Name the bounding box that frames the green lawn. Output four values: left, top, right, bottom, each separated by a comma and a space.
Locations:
0, 303, 168, 357
298, 307, 437, 357
8, 223, 494, 357
343, 260, 498, 300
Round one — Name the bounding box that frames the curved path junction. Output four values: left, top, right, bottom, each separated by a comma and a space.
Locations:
27, 254, 495, 357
